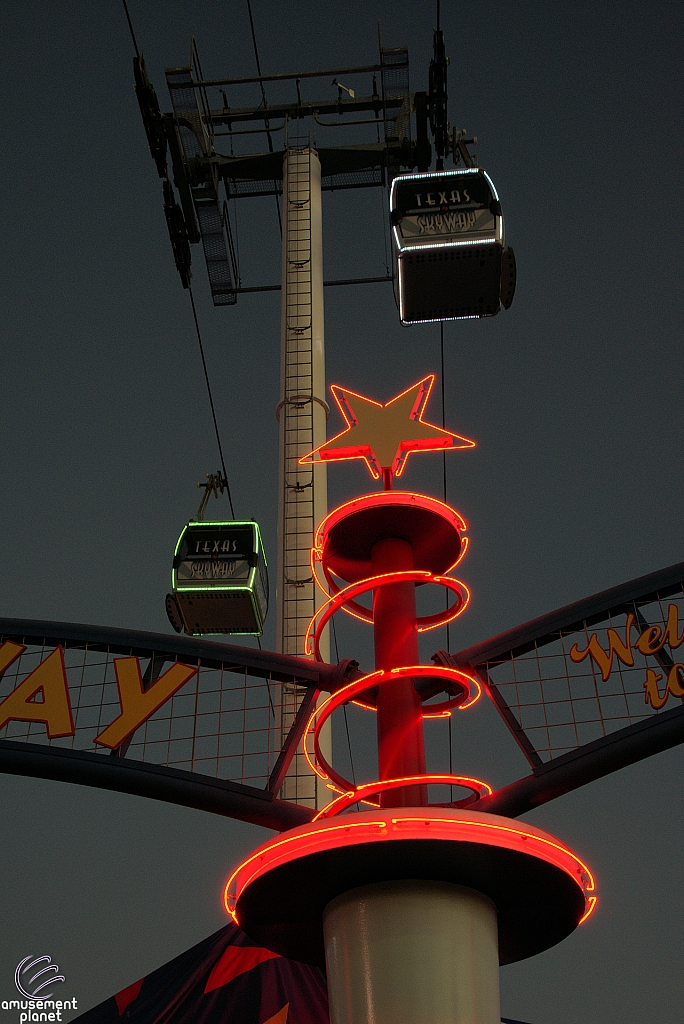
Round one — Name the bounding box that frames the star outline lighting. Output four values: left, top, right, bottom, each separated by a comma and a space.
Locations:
300, 375, 475, 481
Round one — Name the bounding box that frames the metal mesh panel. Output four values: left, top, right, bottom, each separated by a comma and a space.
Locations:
322, 167, 383, 190
484, 585, 684, 764
228, 178, 283, 199
0, 636, 308, 788
380, 47, 410, 140
166, 68, 207, 160
194, 196, 238, 305
166, 67, 237, 305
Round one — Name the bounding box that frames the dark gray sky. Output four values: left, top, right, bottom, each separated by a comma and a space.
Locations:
1, 1, 683, 1022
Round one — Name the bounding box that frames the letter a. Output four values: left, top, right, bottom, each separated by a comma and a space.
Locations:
94, 658, 197, 749
0, 646, 74, 737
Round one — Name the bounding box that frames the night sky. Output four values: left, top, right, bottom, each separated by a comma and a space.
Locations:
1, 2, 683, 1022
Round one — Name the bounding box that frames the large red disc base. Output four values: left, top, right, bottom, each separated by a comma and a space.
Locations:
315, 491, 467, 587
226, 808, 596, 969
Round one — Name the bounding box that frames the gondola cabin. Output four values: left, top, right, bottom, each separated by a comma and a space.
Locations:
390, 168, 516, 324
166, 521, 268, 636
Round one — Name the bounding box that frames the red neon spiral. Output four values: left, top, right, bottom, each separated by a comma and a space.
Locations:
305, 570, 471, 660
313, 774, 493, 820
302, 665, 484, 816
303, 489, 487, 817
311, 537, 471, 625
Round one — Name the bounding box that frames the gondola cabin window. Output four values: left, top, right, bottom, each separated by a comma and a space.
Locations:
390, 169, 515, 324
167, 521, 269, 636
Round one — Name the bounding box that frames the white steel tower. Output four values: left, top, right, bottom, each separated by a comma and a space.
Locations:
276, 146, 330, 807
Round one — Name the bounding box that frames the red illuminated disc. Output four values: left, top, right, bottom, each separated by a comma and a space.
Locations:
225, 808, 597, 968
315, 491, 467, 586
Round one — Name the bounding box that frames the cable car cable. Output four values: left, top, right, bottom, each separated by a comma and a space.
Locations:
119, 2, 273, 639
343, 705, 356, 786
331, 616, 356, 784
118, 3, 233, 519
380, 182, 391, 277
436, 0, 454, 790
375, 84, 391, 277
121, 0, 140, 58
188, 286, 236, 518
246, 0, 282, 236
438, 315, 454, 786
439, 321, 450, 650
258, 634, 277, 719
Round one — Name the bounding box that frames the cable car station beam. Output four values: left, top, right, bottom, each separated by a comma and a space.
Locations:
167, 59, 406, 91
204, 94, 407, 127
209, 141, 413, 188
233, 275, 392, 294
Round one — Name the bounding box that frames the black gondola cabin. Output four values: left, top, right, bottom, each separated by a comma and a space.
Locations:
166, 521, 268, 636
390, 168, 516, 324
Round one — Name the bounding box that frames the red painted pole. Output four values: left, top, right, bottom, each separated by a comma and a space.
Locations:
371, 537, 426, 806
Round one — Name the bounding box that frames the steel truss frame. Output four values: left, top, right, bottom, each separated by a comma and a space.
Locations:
0, 618, 355, 831
454, 560, 684, 816
3, 561, 684, 830
134, 37, 434, 304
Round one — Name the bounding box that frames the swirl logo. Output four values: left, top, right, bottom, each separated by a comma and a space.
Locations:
15, 957, 66, 1000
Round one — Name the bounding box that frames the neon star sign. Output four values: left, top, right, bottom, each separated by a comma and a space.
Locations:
300, 375, 475, 483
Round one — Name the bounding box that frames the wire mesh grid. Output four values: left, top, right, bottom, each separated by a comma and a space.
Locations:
380, 48, 410, 140
484, 587, 684, 762
0, 636, 309, 789
322, 168, 384, 190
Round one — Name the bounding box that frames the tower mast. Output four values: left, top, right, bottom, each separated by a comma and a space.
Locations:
276, 145, 330, 807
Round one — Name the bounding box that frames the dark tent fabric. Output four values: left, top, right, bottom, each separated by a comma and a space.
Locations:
72, 923, 329, 1024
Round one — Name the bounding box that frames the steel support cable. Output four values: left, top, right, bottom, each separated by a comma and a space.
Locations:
121, 0, 140, 58
375, 88, 391, 276
380, 180, 391, 276
188, 286, 236, 517
440, 321, 454, 785
118, 3, 236, 517
246, 0, 282, 234
331, 616, 356, 785
440, 322, 450, 649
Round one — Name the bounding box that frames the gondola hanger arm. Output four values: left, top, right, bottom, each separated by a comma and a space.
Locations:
195, 471, 229, 520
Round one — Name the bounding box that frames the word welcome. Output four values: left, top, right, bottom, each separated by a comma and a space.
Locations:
569, 604, 684, 711
0, 642, 197, 750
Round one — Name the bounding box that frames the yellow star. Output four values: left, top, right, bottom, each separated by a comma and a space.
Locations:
300, 375, 475, 481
